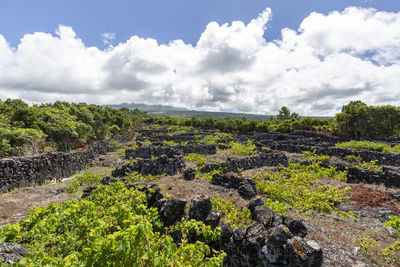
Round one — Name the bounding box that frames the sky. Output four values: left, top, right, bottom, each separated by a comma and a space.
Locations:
0, 0, 400, 116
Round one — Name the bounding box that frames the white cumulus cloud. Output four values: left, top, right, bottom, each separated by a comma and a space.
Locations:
1, 7, 400, 116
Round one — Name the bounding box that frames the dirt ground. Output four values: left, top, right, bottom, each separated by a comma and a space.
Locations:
0, 150, 122, 227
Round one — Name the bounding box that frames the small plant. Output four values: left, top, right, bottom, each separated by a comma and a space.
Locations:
125, 171, 163, 183
354, 236, 400, 266
255, 157, 350, 215
344, 155, 383, 171
163, 140, 176, 146
65, 172, 102, 193
108, 140, 122, 151
184, 153, 206, 167
211, 197, 253, 228
335, 140, 400, 153
229, 140, 256, 156
197, 167, 225, 181
0, 183, 225, 266
385, 216, 400, 232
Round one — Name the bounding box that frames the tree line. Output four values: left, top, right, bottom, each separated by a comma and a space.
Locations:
0, 99, 145, 157
2, 99, 399, 158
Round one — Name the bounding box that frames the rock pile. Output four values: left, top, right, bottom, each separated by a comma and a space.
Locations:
0, 243, 30, 265
211, 173, 258, 199
219, 198, 322, 266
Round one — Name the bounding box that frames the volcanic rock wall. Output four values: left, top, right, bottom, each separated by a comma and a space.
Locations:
0, 141, 109, 193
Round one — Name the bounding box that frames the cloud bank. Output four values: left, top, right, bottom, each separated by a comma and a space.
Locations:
1, 7, 400, 115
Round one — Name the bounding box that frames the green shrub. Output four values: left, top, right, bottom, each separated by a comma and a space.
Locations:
184, 153, 206, 167
0, 183, 225, 266
344, 155, 383, 171
254, 153, 350, 215
66, 172, 102, 193
108, 139, 122, 151
335, 140, 400, 153
109, 124, 121, 135
125, 171, 163, 183
385, 216, 400, 232
211, 197, 253, 228
332, 101, 400, 138
229, 140, 256, 156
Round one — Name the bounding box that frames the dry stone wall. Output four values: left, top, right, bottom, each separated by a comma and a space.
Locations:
0, 141, 109, 193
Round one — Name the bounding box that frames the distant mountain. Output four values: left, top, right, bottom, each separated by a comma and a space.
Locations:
105, 103, 332, 121
106, 103, 188, 112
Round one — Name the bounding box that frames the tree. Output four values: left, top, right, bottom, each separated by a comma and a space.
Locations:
333, 101, 400, 138
276, 106, 300, 121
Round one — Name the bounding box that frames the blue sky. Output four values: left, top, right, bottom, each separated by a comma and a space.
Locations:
1, 0, 399, 48
1, 1, 400, 115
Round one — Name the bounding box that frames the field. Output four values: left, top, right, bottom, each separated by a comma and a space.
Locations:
1, 122, 400, 266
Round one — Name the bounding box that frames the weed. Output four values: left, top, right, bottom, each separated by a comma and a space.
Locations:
65, 173, 102, 193
229, 140, 256, 156
184, 153, 206, 167
255, 155, 350, 215
211, 197, 253, 228
335, 140, 400, 153
108, 140, 122, 151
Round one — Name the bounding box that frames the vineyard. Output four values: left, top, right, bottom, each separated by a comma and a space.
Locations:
1, 101, 400, 266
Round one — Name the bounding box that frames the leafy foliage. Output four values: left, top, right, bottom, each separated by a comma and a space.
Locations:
384, 216, 400, 232
185, 153, 206, 167
152, 115, 330, 134
229, 140, 256, 156
335, 140, 400, 153
276, 106, 300, 121
0, 183, 225, 266
254, 152, 350, 215
0, 99, 144, 157
66, 172, 102, 193
343, 155, 383, 171
211, 197, 253, 228
333, 101, 400, 138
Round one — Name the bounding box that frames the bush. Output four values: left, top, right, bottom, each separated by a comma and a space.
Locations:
333, 101, 400, 138
0, 183, 225, 266
211, 197, 253, 228
254, 152, 350, 215
66, 172, 102, 193
184, 153, 206, 167
230, 140, 256, 156
335, 141, 400, 153
108, 140, 122, 151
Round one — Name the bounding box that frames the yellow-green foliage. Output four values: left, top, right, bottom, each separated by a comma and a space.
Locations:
185, 153, 206, 167
385, 216, 400, 232
118, 143, 139, 156
66, 172, 102, 193
163, 140, 182, 146
255, 153, 350, 215
0, 183, 225, 266
108, 140, 122, 151
166, 125, 193, 135
201, 132, 232, 145
335, 140, 400, 153
355, 236, 400, 266
211, 197, 253, 228
344, 155, 383, 171
125, 171, 163, 183
229, 140, 256, 156
197, 167, 225, 181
